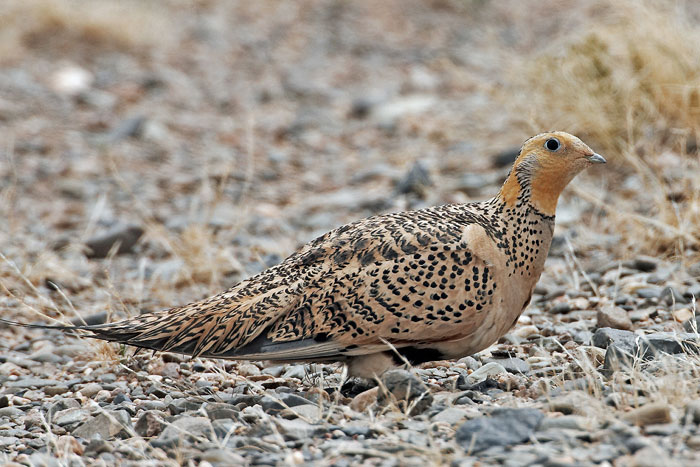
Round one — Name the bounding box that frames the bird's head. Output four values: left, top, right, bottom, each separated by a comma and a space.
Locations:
498, 131, 605, 216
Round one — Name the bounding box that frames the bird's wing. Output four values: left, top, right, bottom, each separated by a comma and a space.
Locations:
216, 204, 507, 360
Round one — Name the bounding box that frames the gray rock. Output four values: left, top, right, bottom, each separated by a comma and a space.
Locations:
79, 382, 103, 398
592, 327, 637, 351
83, 438, 113, 458
626, 256, 658, 272
85, 225, 144, 258
201, 449, 246, 465
135, 410, 166, 438
260, 393, 312, 413
550, 302, 572, 314
596, 307, 633, 330
48, 399, 80, 419
5, 377, 59, 389
538, 415, 594, 431
204, 402, 238, 421
685, 400, 700, 424
395, 160, 432, 197
378, 369, 433, 415
636, 287, 663, 299
0, 406, 24, 419
456, 408, 544, 453
485, 357, 530, 374
73, 410, 132, 439
0, 436, 19, 450
637, 332, 700, 357
273, 418, 318, 440
53, 408, 90, 427
44, 385, 70, 396
683, 315, 700, 333
467, 362, 507, 383
155, 416, 213, 446
431, 407, 471, 425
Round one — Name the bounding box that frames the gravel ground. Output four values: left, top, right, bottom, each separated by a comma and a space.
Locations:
1, 1, 700, 465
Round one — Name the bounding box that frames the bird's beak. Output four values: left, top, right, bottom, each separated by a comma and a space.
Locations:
586, 153, 606, 164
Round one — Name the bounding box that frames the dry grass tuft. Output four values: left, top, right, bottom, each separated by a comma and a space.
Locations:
507, 0, 700, 260
0, 0, 172, 61
511, 0, 700, 154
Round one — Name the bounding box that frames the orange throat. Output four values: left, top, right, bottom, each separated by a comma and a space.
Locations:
498, 170, 568, 217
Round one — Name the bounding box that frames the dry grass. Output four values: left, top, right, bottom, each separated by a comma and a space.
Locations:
506, 0, 700, 260
0, 0, 172, 61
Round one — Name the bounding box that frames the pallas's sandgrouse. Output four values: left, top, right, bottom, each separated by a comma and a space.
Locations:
6, 132, 605, 378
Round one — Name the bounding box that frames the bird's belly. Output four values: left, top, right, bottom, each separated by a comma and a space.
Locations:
432, 284, 532, 359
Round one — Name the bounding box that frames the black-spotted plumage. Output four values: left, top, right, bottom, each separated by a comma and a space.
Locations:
4, 132, 605, 377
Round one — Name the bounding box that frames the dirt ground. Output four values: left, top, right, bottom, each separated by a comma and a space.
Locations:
1, 1, 699, 465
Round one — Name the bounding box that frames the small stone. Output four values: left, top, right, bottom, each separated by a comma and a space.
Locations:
682, 315, 700, 332
5, 378, 58, 389
135, 411, 166, 438
596, 306, 633, 330
0, 407, 24, 419
455, 408, 544, 453
395, 160, 432, 197
629, 445, 679, 467
684, 400, 700, 424
204, 403, 238, 421
275, 418, 318, 442
73, 410, 132, 439
592, 327, 637, 351
44, 385, 70, 396
687, 435, 700, 450
551, 302, 572, 314
467, 362, 507, 384
431, 407, 470, 425
377, 370, 432, 415
54, 408, 90, 427
628, 256, 658, 272
237, 363, 261, 377
636, 287, 663, 299
280, 404, 319, 420
350, 387, 378, 412
79, 383, 103, 398
623, 403, 672, 427
155, 416, 213, 446
202, 449, 246, 465
511, 325, 540, 339
84, 438, 113, 458
85, 225, 144, 259
485, 357, 530, 374
539, 415, 594, 431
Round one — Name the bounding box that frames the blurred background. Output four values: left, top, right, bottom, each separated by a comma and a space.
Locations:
0, 0, 699, 319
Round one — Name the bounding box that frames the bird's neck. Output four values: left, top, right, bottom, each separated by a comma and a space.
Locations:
497, 165, 568, 217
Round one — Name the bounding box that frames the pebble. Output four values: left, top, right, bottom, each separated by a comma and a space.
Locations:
84, 225, 144, 258
377, 370, 433, 415
467, 362, 507, 384
154, 416, 213, 447
135, 411, 166, 438
596, 306, 633, 330
485, 358, 530, 374
274, 418, 318, 440
73, 411, 132, 440
623, 403, 672, 427
350, 387, 379, 412
455, 408, 544, 453
53, 408, 90, 427
79, 383, 103, 398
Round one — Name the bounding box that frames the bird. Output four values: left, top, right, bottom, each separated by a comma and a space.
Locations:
3, 132, 605, 378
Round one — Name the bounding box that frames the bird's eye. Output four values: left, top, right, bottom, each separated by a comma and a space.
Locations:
545, 138, 561, 152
